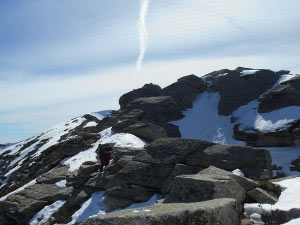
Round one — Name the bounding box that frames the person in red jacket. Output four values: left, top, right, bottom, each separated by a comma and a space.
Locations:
96, 143, 115, 172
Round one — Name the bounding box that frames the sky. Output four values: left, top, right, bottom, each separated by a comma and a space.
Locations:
1, 0, 300, 143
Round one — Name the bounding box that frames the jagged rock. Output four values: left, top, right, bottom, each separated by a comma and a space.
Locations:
258, 76, 300, 113
105, 184, 156, 211
123, 96, 183, 123
81, 198, 240, 225
1, 183, 73, 224
210, 68, 280, 115
198, 166, 259, 192
112, 119, 168, 142
185, 143, 272, 179
119, 83, 162, 109
162, 74, 207, 109
164, 173, 245, 206
247, 188, 278, 204
161, 164, 203, 194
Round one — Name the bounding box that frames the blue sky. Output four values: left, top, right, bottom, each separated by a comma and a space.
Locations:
1, 0, 300, 143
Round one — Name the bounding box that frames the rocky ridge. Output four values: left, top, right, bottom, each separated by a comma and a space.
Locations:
0, 67, 299, 225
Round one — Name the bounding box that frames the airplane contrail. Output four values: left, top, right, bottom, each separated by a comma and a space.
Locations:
136, 0, 149, 72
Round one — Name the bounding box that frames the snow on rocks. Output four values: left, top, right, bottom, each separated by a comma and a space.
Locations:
83, 121, 97, 128
1, 116, 86, 181
66, 192, 164, 225
63, 127, 146, 172
29, 200, 66, 225
244, 177, 300, 224
66, 191, 106, 225
232, 169, 245, 177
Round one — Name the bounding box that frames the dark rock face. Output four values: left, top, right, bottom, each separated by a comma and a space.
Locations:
234, 120, 300, 147
209, 68, 280, 115
122, 96, 183, 123
162, 74, 207, 109
119, 83, 162, 109
258, 76, 300, 113
81, 198, 240, 225
185, 143, 272, 179
111, 119, 169, 142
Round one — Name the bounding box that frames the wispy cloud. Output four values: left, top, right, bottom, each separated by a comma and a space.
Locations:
136, 0, 150, 72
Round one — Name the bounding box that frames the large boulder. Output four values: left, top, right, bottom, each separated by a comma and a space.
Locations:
81, 198, 240, 225
164, 173, 245, 206
258, 76, 300, 113
185, 143, 272, 179
162, 74, 207, 109
122, 96, 183, 123
111, 119, 169, 142
209, 68, 280, 115
198, 166, 259, 192
119, 83, 162, 109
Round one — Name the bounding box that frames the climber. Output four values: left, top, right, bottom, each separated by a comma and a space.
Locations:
96, 143, 115, 172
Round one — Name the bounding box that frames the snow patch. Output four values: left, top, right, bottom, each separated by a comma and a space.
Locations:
279, 74, 299, 84
240, 70, 259, 76
232, 169, 244, 177
83, 121, 97, 128
89, 110, 112, 121
66, 191, 106, 225
283, 217, 300, 225
29, 200, 66, 225
55, 180, 67, 188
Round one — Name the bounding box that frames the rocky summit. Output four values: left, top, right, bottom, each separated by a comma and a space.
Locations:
0, 67, 300, 225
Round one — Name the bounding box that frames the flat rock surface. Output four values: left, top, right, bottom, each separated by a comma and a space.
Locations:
81, 198, 239, 225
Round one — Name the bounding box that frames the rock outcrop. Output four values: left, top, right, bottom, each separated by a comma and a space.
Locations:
207, 67, 281, 115
234, 120, 300, 147
119, 83, 162, 110
258, 76, 300, 113
162, 74, 207, 109
82, 198, 240, 225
